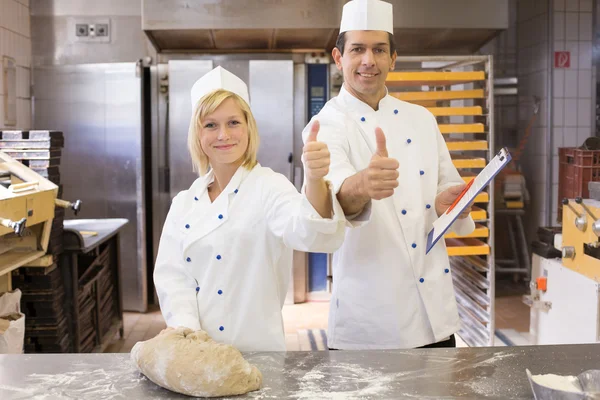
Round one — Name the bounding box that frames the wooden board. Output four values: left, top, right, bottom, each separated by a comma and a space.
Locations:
470, 206, 487, 221
452, 156, 486, 169
439, 123, 485, 134
0, 250, 46, 277
560, 199, 600, 283
386, 71, 486, 87
445, 223, 489, 239
391, 89, 485, 102
446, 238, 490, 256
428, 106, 483, 116
445, 140, 488, 151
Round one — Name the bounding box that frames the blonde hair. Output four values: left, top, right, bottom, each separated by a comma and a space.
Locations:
187, 89, 259, 176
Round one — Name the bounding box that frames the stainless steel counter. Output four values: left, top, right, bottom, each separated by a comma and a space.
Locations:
1, 344, 599, 399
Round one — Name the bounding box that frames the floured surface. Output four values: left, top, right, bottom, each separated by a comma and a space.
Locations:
2, 344, 600, 399
532, 373, 583, 393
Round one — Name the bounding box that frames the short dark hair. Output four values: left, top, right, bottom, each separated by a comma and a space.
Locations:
335, 32, 396, 56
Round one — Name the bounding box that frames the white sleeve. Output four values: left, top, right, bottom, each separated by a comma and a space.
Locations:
262, 172, 346, 253
432, 113, 476, 236
153, 193, 201, 331
302, 117, 371, 227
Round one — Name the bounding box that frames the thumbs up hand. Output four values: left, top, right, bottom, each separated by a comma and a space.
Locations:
362, 128, 399, 200
303, 120, 331, 182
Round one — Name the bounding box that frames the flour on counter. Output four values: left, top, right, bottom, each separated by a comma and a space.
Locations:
3, 361, 150, 400
290, 363, 397, 399
477, 351, 517, 365
532, 373, 583, 393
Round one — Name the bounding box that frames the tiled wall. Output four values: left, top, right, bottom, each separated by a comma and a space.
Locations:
551, 0, 595, 225
517, 0, 551, 237
517, 0, 595, 232
0, 0, 31, 130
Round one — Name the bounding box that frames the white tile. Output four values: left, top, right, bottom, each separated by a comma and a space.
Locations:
554, 40, 566, 51
565, 41, 579, 68
534, 128, 548, 157
564, 69, 578, 97
579, 12, 592, 40
553, 98, 564, 126
565, 12, 579, 40
553, 69, 565, 97
554, 12, 565, 41
552, 156, 560, 184
537, 98, 548, 128
0, 0, 4, 30
555, 0, 566, 10
534, 14, 548, 45
565, 98, 578, 126
577, 98, 591, 126
552, 183, 559, 213
535, 184, 548, 214
23, 3, 29, 38
564, 127, 578, 146
580, 0, 593, 12
552, 126, 564, 155
566, 0, 579, 11
0, 97, 4, 129
577, 126, 592, 145
532, 156, 548, 184
577, 69, 592, 98
517, 24, 531, 50
538, 43, 549, 73
578, 41, 592, 69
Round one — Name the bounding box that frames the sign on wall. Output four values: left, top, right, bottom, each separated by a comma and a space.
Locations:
554, 51, 570, 68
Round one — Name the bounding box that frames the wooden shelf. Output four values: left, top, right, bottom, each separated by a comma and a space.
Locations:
439, 123, 485, 134
387, 71, 486, 87
0, 250, 46, 277
429, 106, 483, 116
446, 139, 488, 151
461, 172, 476, 183
470, 206, 487, 221
452, 156, 486, 169
445, 223, 489, 239
446, 238, 490, 256
391, 89, 485, 102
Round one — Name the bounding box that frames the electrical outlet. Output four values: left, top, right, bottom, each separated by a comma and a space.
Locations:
76, 24, 89, 37
72, 18, 110, 42
95, 24, 109, 37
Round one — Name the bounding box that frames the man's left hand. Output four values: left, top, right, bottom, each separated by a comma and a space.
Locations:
435, 184, 472, 219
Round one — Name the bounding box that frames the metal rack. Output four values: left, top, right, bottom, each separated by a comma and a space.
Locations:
386, 56, 495, 347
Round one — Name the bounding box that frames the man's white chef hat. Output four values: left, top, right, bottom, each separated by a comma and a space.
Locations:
339, 0, 394, 34
190, 66, 250, 108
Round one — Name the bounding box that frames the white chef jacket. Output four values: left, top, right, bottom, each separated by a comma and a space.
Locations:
154, 164, 346, 352
302, 85, 476, 349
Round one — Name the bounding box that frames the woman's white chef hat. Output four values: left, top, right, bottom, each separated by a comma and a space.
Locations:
190, 66, 250, 108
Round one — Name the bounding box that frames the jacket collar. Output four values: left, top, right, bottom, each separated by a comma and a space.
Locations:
338, 84, 392, 115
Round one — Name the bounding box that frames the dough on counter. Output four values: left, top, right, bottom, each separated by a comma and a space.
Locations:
130, 327, 262, 398
532, 373, 583, 393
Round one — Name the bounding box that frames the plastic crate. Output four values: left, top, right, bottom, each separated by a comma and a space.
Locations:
557, 147, 600, 221
559, 147, 600, 166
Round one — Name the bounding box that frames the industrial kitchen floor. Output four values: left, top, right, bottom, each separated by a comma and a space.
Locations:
104, 294, 530, 352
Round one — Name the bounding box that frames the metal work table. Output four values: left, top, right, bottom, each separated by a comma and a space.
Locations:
1, 344, 599, 399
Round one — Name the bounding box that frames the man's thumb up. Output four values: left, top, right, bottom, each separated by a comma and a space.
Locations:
374, 127, 388, 158
307, 120, 320, 142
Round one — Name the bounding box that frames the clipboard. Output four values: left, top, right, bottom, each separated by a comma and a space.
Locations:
425, 147, 512, 254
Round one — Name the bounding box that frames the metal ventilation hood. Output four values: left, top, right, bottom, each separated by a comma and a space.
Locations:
142, 0, 509, 54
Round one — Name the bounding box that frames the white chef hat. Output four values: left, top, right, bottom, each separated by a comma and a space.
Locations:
190, 66, 250, 108
339, 0, 393, 34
